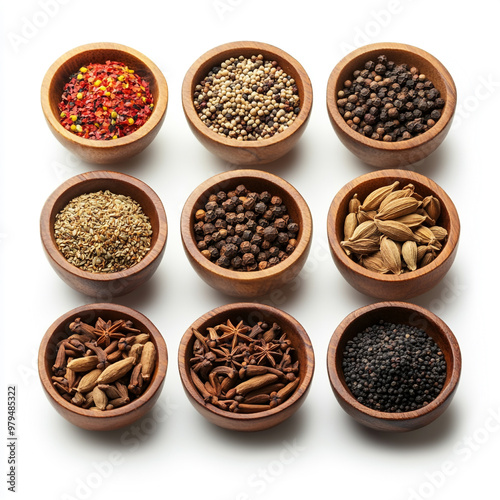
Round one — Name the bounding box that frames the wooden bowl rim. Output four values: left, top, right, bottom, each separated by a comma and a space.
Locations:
178, 302, 315, 422
326, 42, 457, 151
327, 301, 461, 422
327, 169, 460, 283
40, 170, 168, 282
38, 303, 168, 421
181, 40, 313, 149
180, 169, 313, 282
41, 42, 168, 149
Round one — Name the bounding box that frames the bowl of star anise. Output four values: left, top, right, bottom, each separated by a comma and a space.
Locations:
178, 302, 315, 431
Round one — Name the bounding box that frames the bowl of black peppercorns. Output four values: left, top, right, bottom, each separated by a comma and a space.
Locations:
327, 301, 461, 432
326, 43, 457, 168
180, 169, 313, 297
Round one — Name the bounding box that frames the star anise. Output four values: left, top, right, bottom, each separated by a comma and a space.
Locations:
94, 318, 126, 348
190, 351, 216, 378
253, 341, 283, 367
216, 320, 253, 350
211, 345, 246, 370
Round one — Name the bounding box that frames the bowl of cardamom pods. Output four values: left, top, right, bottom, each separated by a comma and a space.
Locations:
327, 170, 460, 300
178, 302, 315, 431
38, 303, 168, 431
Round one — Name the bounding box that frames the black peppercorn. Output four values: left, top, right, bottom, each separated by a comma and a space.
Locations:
269, 246, 279, 257
203, 223, 215, 235
207, 246, 219, 259
336, 54, 444, 142
216, 256, 231, 268
260, 191, 271, 203
255, 201, 266, 214
231, 256, 242, 269
242, 253, 255, 266
222, 243, 238, 258
263, 226, 278, 242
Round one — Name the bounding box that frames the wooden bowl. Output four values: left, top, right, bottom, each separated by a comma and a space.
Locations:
327, 169, 460, 300
178, 302, 315, 431
326, 42, 457, 168
38, 303, 168, 431
41, 42, 168, 164
180, 169, 313, 297
181, 41, 313, 165
327, 301, 461, 432
40, 170, 167, 298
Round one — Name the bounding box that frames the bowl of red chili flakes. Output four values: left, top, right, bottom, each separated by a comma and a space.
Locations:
41, 42, 168, 165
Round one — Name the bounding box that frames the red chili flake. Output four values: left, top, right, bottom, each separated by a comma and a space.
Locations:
58, 61, 154, 140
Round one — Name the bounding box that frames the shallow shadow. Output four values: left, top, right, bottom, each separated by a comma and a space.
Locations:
94, 141, 167, 178
345, 403, 461, 450
112, 272, 165, 311
405, 142, 450, 178
198, 406, 309, 449
410, 267, 467, 312
203, 269, 314, 313
70, 404, 174, 451
211, 142, 305, 177
348, 139, 450, 178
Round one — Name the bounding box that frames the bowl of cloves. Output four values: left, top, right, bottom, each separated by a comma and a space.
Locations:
327, 169, 460, 300
178, 302, 315, 431
180, 169, 313, 298
38, 303, 167, 431
326, 42, 457, 168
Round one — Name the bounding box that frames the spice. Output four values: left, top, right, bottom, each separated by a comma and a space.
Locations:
189, 319, 300, 413
51, 317, 156, 411
194, 184, 299, 271
336, 55, 444, 141
194, 54, 300, 140
54, 190, 152, 273
341, 182, 447, 274
59, 61, 154, 140
342, 321, 447, 413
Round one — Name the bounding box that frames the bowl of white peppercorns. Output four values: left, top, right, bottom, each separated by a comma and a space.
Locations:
327, 42, 456, 168
182, 41, 313, 165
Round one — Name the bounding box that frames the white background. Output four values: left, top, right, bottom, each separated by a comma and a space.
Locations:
1, 1, 499, 499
